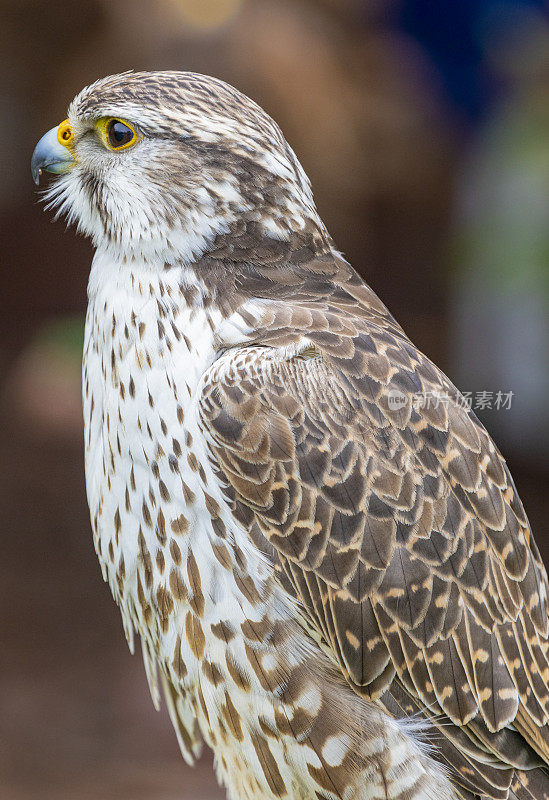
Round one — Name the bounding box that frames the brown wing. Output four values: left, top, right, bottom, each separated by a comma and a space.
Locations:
198, 281, 549, 797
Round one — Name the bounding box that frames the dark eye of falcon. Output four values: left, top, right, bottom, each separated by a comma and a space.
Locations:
106, 119, 137, 150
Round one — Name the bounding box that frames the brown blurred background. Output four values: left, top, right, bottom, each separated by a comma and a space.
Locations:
1, 1, 548, 797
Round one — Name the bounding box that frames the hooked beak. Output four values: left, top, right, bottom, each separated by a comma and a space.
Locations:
31, 121, 75, 185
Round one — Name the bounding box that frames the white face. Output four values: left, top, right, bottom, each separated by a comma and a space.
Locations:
36, 71, 318, 267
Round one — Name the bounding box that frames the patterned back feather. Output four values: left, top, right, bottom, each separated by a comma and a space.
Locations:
197, 252, 549, 800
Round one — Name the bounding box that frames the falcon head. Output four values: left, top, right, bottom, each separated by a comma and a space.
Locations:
32, 71, 327, 265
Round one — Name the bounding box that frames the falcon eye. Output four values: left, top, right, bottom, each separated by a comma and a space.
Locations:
107, 120, 136, 149
100, 118, 139, 151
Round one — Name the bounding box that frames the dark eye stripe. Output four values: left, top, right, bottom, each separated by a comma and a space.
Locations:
107, 120, 135, 149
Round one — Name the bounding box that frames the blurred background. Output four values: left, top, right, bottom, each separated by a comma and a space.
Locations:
1, 0, 549, 797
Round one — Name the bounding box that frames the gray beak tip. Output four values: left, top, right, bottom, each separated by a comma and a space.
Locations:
31, 125, 74, 186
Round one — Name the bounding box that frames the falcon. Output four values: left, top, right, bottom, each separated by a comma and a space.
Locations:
32, 71, 549, 800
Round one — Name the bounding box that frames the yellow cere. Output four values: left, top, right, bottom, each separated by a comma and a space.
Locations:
57, 119, 74, 149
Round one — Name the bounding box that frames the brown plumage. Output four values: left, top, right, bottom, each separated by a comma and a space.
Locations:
32, 71, 549, 800
197, 251, 549, 799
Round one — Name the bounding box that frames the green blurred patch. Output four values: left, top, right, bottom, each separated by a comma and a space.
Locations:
33, 315, 85, 363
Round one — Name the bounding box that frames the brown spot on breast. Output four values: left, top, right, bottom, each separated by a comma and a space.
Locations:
222, 691, 244, 742
187, 552, 205, 617
171, 514, 189, 535
185, 611, 206, 659
202, 660, 224, 686
142, 500, 152, 528
241, 615, 273, 644
159, 480, 170, 502
138, 529, 153, 587
211, 517, 226, 538
181, 480, 196, 504
169, 538, 182, 565
234, 572, 263, 606
217, 721, 229, 748
226, 652, 252, 691
156, 585, 174, 632
136, 573, 152, 625
258, 716, 278, 739
197, 682, 210, 726
171, 321, 182, 341
212, 542, 232, 569
169, 569, 188, 602
172, 634, 188, 679
156, 509, 166, 543
211, 620, 236, 642
155, 443, 165, 460
250, 732, 287, 796
204, 492, 221, 519
233, 545, 248, 571
307, 755, 348, 797
273, 707, 293, 736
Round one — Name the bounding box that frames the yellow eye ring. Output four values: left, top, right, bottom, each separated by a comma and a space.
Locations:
57, 119, 74, 149
97, 117, 140, 152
